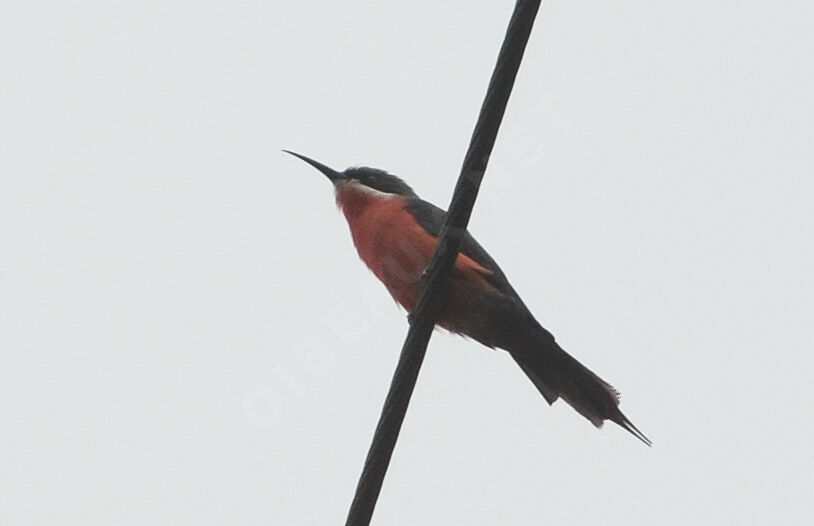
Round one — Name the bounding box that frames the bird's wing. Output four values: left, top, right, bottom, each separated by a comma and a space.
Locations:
404, 198, 521, 300
405, 200, 651, 445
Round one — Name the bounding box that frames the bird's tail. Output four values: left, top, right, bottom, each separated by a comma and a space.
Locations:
510, 328, 651, 446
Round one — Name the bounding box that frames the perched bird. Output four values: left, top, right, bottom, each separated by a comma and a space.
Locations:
285, 150, 650, 446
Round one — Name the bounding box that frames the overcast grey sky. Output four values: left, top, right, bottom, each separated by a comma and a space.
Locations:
2, 1, 813, 524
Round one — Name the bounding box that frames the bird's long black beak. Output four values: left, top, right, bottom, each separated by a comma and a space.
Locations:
283, 150, 341, 183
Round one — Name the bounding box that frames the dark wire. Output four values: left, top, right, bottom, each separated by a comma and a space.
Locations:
345, 2, 543, 524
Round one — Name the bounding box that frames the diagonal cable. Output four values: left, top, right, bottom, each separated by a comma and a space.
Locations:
345, 2, 542, 524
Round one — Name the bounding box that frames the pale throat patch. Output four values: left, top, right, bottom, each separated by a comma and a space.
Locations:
335, 179, 400, 200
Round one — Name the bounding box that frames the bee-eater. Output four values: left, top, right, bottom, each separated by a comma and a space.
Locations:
285, 150, 650, 446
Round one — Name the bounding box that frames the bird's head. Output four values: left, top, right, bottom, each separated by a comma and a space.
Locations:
284, 150, 417, 199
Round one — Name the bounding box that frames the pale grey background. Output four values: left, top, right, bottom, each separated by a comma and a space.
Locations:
2, 1, 812, 524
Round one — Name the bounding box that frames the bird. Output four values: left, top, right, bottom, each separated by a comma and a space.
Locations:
284, 150, 651, 446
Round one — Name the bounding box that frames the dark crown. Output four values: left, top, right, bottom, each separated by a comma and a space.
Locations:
343, 167, 417, 197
